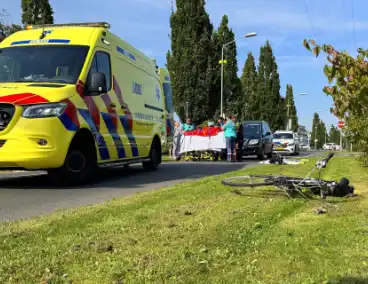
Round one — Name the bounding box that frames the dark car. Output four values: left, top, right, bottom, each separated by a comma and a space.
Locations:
241, 121, 273, 160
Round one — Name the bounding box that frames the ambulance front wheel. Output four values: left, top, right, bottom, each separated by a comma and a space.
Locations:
47, 131, 97, 185
143, 137, 161, 171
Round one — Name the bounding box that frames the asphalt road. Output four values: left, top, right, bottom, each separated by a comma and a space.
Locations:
0, 152, 316, 223
0, 160, 256, 222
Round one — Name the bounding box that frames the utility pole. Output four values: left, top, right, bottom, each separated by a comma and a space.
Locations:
220, 47, 224, 118
220, 32, 257, 117
184, 101, 189, 119
340, 129, 343, 151
286, 98, 290, 130
314, 124, 318, 150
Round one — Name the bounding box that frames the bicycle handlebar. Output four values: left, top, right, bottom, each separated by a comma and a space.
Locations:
324, 153, 334, 163
317, 152, 335, 169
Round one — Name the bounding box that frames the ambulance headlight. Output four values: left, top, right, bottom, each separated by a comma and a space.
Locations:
22, 103, 67, 118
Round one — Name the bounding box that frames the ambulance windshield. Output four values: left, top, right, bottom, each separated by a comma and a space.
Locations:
0, 45, 89, 84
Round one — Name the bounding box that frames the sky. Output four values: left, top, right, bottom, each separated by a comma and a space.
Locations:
2, 0, 367, 132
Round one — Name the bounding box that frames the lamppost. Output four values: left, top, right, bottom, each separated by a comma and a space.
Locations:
285, 92, 307, 130
220, 32, 257, 117
314, 124, 318, 150
314, 110, 323, 150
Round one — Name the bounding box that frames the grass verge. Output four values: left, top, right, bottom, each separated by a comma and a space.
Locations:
0, 156, 367, 283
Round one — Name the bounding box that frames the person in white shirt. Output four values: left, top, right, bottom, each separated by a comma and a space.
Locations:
172, 121, 182, 160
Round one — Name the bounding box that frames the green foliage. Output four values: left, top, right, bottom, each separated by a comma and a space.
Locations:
167, 0, 214, 123
21, 0, 54, 25
0, 157, 367, 283
255, 41, 285, 131
310, 112, 327, 149
329, 125, 341, 145
0, 23, 22, 42
216, 16, 242, 116
240, 52, 257, 120
284, 84, 299, 131
317, 119, 327, 148
0, 9, 22, 43
207, 15, 242, 119
304, 39, 368, 160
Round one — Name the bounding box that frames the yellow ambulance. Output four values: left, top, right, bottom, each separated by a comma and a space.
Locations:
0, 22, 171, 184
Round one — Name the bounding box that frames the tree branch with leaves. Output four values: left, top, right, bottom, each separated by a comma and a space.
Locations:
303, 39, 368, 159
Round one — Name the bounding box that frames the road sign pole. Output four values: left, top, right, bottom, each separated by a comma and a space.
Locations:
340, 129, 343, 151
338, 120, 345, 151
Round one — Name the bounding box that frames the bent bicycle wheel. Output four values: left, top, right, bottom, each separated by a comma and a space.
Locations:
221, 174, 277, 187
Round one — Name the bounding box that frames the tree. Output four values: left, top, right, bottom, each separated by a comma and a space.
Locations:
310, 113, 327, 149
303, 39, 368, 160
208, 30, 221, 118
21, 0, 54, 25
284, 84, 298, 131
255, 41, 284, 131
240, 52, 257, 120
0, 9, 22, 42
310, 113, 320, 149
329, 125, 341, 145
317, 119, 327, 148
167, 0, 214, 123
212, 15, 242, 117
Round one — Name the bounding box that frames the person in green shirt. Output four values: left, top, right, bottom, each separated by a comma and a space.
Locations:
182, 118, 195, 132
222, 115, 237, 162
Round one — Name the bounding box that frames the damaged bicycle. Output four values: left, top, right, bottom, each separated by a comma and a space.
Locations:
221, 153, 355, 199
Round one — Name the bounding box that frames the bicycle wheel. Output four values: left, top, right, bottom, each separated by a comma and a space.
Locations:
221, 174, 277, 187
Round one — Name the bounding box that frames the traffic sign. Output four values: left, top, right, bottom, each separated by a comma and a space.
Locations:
338, 120, 345, 129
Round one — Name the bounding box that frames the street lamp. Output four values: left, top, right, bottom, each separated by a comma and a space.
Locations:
285, 92, 307, 130
314, 110, 323, 150
220, 32, 257, 117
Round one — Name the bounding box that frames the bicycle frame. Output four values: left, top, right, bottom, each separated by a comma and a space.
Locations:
287, 153, 335, 199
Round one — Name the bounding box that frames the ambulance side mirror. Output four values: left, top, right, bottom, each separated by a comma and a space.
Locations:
86, 72, 107, 95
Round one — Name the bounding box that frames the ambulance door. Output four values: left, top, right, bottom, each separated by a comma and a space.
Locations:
84, 50, 124, 161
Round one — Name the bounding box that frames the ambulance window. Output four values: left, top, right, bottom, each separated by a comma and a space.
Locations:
87, 51, 111, 91
162, 82, 173, 113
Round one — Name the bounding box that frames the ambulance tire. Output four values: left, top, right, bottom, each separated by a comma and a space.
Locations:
143, 138, 161, 171
48, 132, 97, 186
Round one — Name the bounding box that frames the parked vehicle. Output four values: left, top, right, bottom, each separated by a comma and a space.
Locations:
300, 143, 311, 151
241, 121, 273, 160
323, 143, 340, 151
273, 130, 300, 155
0, 22, 168, 185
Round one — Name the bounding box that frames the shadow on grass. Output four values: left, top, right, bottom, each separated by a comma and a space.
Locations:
229, 188, 312, 200
230, 188, 362, 203
328, 276, 368, 284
